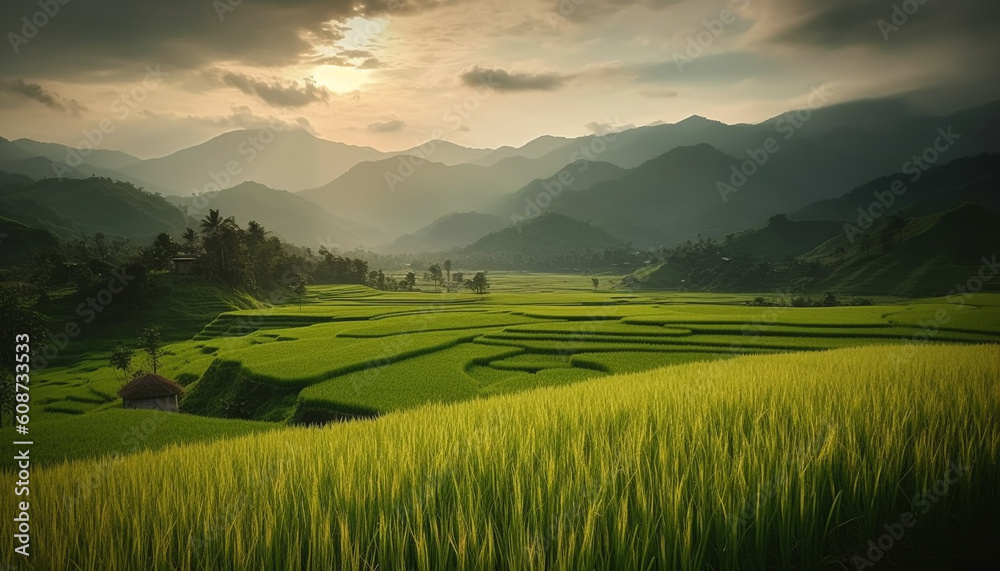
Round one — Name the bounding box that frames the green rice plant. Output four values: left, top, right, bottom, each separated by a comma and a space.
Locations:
4, 345, 998, 570
297, 343, 523, 414
568, 351, 731, 374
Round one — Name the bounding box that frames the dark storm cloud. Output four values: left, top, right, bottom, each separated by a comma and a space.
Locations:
634, 52, 778, 84
0, 0, 442, 80
459, 66, 569, 92
218, 71, 331, 107
0, 78, 86, 115
763, 0, 1000, 47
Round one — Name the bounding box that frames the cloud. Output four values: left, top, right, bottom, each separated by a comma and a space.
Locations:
0, 0, 444, 79
459, 66, 570, 92
547, 0, 687, 23
0, 78, 86, 115
140, 106, 317, 134
585, 120, 636, 136
367, 118, 406, 133
218, 71, 331, 108
755, 0, 1000, 48
639, 87, 679, 98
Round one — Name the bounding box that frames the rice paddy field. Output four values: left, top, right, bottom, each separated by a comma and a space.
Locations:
4, 273, 1000, 569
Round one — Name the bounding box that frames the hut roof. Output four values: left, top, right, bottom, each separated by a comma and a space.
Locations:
118, 373, 185, 400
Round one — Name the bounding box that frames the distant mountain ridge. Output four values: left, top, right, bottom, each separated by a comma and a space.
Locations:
168, 181, 379, 249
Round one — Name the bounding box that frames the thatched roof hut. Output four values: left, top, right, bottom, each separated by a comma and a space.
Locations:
118, 373, 185, 412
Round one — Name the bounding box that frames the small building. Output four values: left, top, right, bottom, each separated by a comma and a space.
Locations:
170, 257, 196, 275
118, 373, 185, 412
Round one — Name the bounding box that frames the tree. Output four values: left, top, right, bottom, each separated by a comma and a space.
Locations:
443, 260, 452, 284
428, 264, 443, 289
592, 277, 599, 291
138, 325, 163, 375
290, 272, 308, 310
403, 272, 417, 291
246, 221, 269, 246
452, 272, 464, 286
144, 232, 180, 271
109, 343, 136, 385
464, 271, 490, 295
181, 227, 199, 254
199, 209, 236, 279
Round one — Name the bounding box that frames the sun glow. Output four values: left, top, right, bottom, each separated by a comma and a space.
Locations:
311, 65, 373, 93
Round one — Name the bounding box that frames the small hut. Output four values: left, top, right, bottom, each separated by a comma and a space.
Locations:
170, 257, 196, 275
118, 373, 185, 412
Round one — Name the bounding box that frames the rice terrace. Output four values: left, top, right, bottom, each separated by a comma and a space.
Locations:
4, 273, 1000, 569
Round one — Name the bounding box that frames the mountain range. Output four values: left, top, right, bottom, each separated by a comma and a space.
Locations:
2, 97, 999, 265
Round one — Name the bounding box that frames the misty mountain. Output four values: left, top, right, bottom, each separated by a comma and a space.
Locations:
299, 155, 569, 235
793, 154, 1000, 223
545, 144, 798, 247
167, 181, 379, 250
396, 140, 494, 166
502, 99, 1000, 224
381, 212, 506, 254
120, 129, 391, 194
491, 161, 628, 223
12, 138, 143, 170
0, 176, 189, 240
472, 135, 575, 166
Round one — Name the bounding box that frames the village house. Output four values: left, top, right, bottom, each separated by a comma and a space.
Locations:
118, 373, 185, 412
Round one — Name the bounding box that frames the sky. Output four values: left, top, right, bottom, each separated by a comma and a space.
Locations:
1, 0, 998, 158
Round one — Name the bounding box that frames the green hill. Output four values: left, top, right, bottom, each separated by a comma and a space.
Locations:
0, 176, 190, 241
552, 144, 797, 247
467, 212, 622, 254
382, 211, 507, 254
490, 161, 628, 221
0, 216, 60, 266
793, 154, 1000, 222
623, 203, 1000, 296
723, 215, 845, 260
805, 203, 1000, 296
168, 181, 374, 249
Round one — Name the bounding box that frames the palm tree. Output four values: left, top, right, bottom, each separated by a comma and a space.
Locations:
199, 209, 227, 235
200, 209, 236, 274
181, 227, 199, 254
247, 221, 269, 245
444, 259, 452, 284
